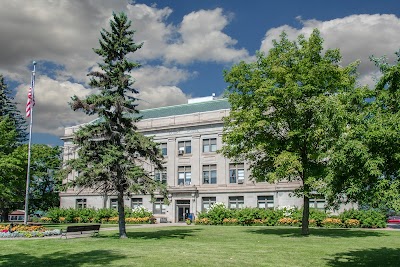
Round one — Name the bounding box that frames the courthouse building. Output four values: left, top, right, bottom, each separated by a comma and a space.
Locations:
60, 95, 353, 223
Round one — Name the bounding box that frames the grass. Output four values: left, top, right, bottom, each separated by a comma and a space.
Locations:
0, 225, 399, 266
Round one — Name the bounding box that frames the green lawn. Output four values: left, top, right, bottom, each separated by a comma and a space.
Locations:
1, 226, 399, 267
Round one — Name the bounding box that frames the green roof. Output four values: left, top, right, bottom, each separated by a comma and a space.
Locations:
137, 98, 230, 119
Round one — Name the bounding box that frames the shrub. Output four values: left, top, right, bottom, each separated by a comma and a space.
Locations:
43, 207, 153, 224
309, 208, 328, 226
94, 208, 118, 223
340, 209, 386, 228
259, 208, 284, 226
235, 208, 263, 225
345, 219, 360, 228
40, 217, 52, 223
131, 206, 153, 218
222, 218, 239, 225
125, 217, 152, 224
194, 218, 210, 225
107, 217, 119, 223
321, 218, 344, 228
309, 219, 317, 227
198, 202, 233, 225
277, 217, 300, 226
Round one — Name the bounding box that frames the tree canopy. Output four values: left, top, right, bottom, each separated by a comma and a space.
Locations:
29, 145, 62, 212
0, 116, 25, 220
327, 52, 400, 212
66, 12, 166, 238
221, 29, 358, 235
0, 74, 27, 143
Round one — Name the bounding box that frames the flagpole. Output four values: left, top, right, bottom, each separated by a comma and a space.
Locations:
24, 61, 36, 225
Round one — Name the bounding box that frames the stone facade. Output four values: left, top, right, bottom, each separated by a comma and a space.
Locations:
59, 97, 355, 222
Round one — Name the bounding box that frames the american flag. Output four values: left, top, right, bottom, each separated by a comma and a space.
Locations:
26, 78, 35, 118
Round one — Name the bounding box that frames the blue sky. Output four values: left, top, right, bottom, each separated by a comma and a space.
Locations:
0, 0, 399, 146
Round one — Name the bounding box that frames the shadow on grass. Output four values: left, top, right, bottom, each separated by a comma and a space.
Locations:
95, 228, 202, 240
248, 227, 387, 238
325, 247, 400, 266
0, 250, 127, 267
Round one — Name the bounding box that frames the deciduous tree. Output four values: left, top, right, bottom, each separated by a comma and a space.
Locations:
327, 52, 400, 213
221, 29, 358, 235
29, 145, 62, 212
0, 116, 25, 221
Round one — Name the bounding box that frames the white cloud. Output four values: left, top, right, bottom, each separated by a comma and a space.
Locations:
133, 66, 192, 88
15, 76, 93, 135
165, 8, 250, 64
138, 86, 188, 109
0, 1, 248, 137
126, 6, 250, 64
12, 66, 191, 136
126, 3, 175, 61
260, 14, 400, 87
132, 66, 191, 108
0, 1, 120, 83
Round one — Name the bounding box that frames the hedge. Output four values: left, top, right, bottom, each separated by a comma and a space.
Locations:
195, 203, 386, 228
41, 206, 154, 224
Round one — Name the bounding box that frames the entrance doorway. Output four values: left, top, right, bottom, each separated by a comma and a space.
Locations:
176, 200, 190, 222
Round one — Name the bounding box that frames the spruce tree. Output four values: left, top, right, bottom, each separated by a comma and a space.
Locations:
67, 12, 166, 238
0, 74, 27, 143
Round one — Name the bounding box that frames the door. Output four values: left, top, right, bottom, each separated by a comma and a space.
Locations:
176, 200, 190, 222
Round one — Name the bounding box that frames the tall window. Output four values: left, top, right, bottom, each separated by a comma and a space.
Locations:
178, 140, 191, 154
76, 198, 87, 209
229, 163, 245, 183
131, 198, 143, 209
309, 195, 325, 210
257, 196, 274, 209
178, 166, 191, 185
203, 138, 217, 153
153, 198, 167, 214
160, 143, 167, 156
229, 196, 244, 209
155, 169, 167, 184
202, 197, 216, 211
110, 198, 118, 209
202, 164, 217, 184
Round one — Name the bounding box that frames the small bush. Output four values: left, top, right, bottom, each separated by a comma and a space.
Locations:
309, 219, 317, 227
340, 209, 386, 228
197, 203, 233, 225
277, 217, 300, 226
345, 219, 360, 228
40, 217, 52, 223
321, 218, 344, 228
309, 209, 328, 226
125, 217, 152, 224
223, 218, 239, 225
194, 218, 210, 225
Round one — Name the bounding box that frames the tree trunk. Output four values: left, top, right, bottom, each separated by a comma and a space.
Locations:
117, 189, 127, 238
302, 195, 310, 235
0, 208, 8, 222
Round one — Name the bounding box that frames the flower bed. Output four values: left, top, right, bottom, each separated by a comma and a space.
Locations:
0, 224, 61, 238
